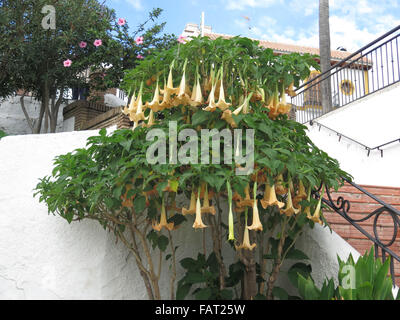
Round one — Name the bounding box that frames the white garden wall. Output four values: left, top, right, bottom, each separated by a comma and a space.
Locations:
305, 82, 400, 187
0, 96, 66, 135
0, 130, 360, 299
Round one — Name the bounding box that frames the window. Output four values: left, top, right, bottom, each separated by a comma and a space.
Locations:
340, 79, 355, 96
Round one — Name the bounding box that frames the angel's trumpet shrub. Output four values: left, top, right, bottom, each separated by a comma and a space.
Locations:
248, 182, 263, 231
201, 184, 216, 215
124, 90, 136, 114
281, 188, 300, 216
227, 181, 235, 241
235, 209, 256, 251
268, 90, 280, 120
277, 88, 291, 115
193, 192, 207, 229
310, 185, 324, 225
182, 191, 196, 215
152, 199, 174, 232
160, 79, 173, 109
260, 183, 284, 209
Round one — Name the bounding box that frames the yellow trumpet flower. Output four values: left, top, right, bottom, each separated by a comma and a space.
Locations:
281, 188, 300, 216
275, 174, 287, 195
143, 109, 155, 128
221, 109, 237, 128
232, 92, 253, 116
293, 180, 307, 208
215, 66, 231, 111
152, 199, 175, 232
129, 83, 146, 123
182, 190, 196, 215
268, 90, 280, 120
236, 184, 253, 208
190, 76, 204, 107
286, 82, 297, 97
193, 192, 207, 229
310, 185, 324, 225
227, 181, 235, 241
146, 81, 163, 112
201, 184, 216, 215
248, 182, 263, 231
203, 81, 218, 112
173, 59, 192, 107
277, 89, 291, 115
260, 183, 284, 209
235, 209, 256, 251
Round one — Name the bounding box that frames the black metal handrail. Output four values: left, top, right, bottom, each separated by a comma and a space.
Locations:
310, 120, 400, 157
314, 179, 400, 286
292, 25, 400, 124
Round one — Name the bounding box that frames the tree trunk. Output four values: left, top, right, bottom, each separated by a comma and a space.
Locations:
242, 249, 257, 299
49, 89, 63, 133
319, 0, 332, 113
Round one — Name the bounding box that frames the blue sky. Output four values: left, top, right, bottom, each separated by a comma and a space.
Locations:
108, 0, 400, 52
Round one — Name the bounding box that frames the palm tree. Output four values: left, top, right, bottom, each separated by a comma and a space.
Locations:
319, 0, 332, 113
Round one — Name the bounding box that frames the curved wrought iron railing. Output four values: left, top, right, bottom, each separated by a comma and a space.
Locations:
292, 25, 400, 124
314, 179, 400, 286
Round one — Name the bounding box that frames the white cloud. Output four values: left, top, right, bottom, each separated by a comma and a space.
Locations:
126, 0, 143, 10
226, 0, 282, 10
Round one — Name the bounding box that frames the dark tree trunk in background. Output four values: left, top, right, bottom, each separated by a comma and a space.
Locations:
319, 0, 333, 113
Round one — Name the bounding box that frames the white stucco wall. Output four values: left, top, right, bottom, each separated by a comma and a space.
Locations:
0, 130, 363, 299
305, 82, 400, 187
0, 96, 66, 135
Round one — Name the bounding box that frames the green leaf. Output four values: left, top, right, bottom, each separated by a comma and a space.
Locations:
288, 262, 312, 287
185, 272, 206, 284
286, 248, 309, 261
133, 195, 146, 213
157, 235, 169, 251
195, 288, 212, 300
176, 283, 191, 300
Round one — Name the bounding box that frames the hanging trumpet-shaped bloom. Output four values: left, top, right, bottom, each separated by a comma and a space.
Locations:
160, 62, 179, 103
193, 190, 207, 229
122, 89, 134, 115
286, 82, 297, 97
235, 208, 256, 251
275, 173, 288, 195
129, 83, 146, 126
182, 190, 196, 215
215, 66, 231, 111
248, 182, 263, 231
174, 59, 191, 106
227, 181, 235, 241
143, 109, 155, 128
281, 188, 300, 217
277, 86, 291, 115
152, 198, 175, 232
190, 73, 204, 107
203, 81, 218, 112
201, 183, 216, 215
304, 186, 312, 219
310, 185, 324, 225
221, 109, 237, 128
236, 184, 254, 208
267, 89, 280, 120
160, 78, 173, 109
146, 81, 163, 112
260, 183, 285, 209
232, 92, 253, 116
293, 180, 307, 209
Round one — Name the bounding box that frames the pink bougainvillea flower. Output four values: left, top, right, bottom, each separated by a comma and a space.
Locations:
93, 39, 102, 47
118, 18, 126, 26
79, 41, 87, 48
63, 59, 72, 67
137, 54, 144, 59
135, 36, 144, 45
177, 35, 187, 44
